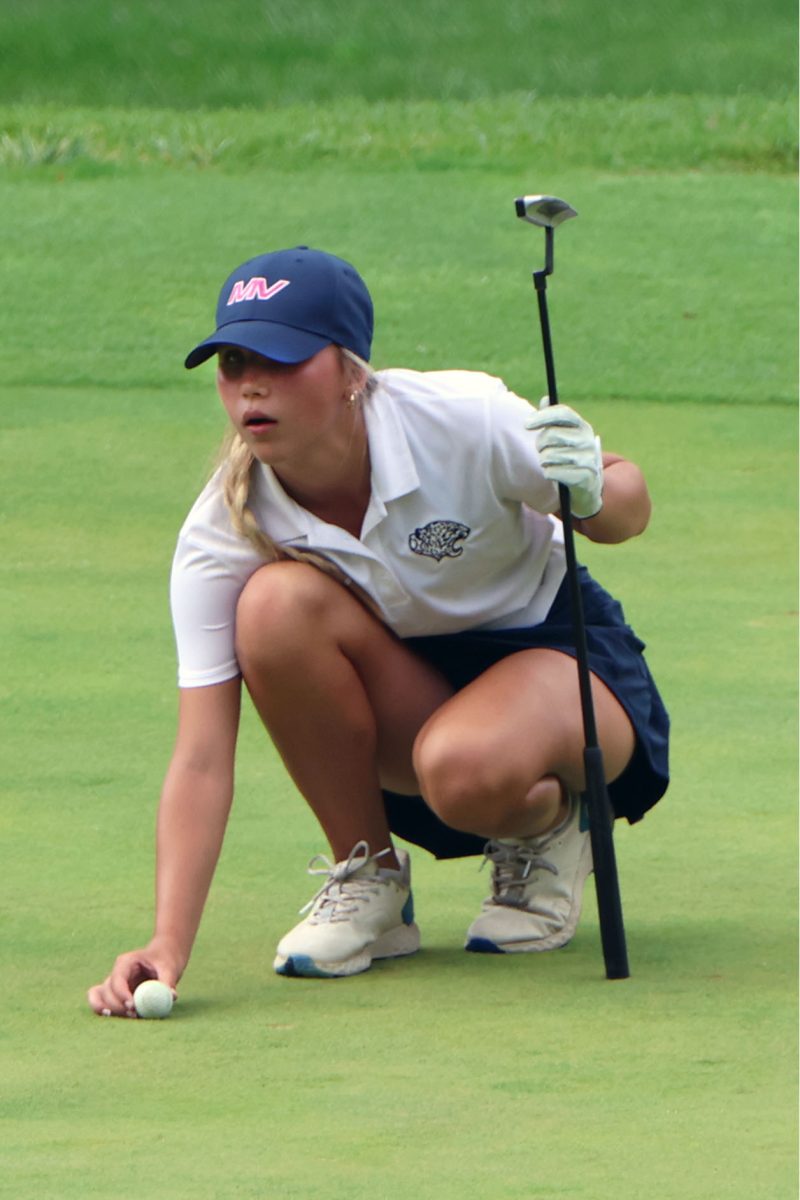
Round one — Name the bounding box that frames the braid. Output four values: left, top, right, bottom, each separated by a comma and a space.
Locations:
220, 432, 279, 560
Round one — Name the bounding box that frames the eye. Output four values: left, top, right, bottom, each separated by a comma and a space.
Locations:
218, 347, 247, 376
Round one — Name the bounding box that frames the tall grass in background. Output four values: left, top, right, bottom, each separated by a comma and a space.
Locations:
0, 0, 795, 107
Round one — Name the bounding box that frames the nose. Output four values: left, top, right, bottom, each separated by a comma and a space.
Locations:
240, 365, 270, 396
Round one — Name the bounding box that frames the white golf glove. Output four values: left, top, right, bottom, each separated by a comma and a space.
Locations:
525, 398, 604, 519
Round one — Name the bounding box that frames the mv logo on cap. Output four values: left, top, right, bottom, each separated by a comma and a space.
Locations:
226, 277, 291, 306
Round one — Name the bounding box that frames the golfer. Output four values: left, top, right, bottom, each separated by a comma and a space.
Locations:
88, 246, 668, 1014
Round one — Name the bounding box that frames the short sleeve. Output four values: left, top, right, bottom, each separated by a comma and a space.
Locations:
169, 538, 248, 688
488, 385, 560, 513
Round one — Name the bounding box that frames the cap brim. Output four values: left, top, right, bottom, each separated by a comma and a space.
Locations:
184, 321, 332, 369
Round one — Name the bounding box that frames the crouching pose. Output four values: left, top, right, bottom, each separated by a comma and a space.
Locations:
88, 246, 668, 1014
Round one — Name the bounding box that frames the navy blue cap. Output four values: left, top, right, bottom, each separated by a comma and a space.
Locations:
185, 246, 373, 368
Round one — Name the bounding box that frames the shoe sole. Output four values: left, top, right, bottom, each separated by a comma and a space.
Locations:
464, 933, 574, 954
274, 921, 421, 979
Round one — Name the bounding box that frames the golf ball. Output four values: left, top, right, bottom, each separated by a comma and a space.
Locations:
133, 980, 174, 1019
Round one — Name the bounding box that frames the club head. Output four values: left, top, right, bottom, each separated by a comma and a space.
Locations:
515, 195, 578, 228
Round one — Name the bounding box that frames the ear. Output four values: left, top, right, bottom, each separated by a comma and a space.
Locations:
338, 347, 367, 394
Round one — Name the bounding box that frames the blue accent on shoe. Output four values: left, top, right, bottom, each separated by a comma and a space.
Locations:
465, 936, 506, 955
275, 955, 338, 979
401, 890, 415, 925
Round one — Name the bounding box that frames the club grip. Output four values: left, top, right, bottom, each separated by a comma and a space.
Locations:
583, 746, 630, 979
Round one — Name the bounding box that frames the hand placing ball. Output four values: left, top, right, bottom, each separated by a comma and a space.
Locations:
133, 979, 174, 1019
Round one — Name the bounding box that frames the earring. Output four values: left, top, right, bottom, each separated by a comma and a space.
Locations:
347, 391, 358, 409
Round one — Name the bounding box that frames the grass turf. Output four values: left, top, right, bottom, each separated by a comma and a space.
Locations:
1, 148, 796, 1195
0, 0, 794, 107
0, 93, 795, 173
1, 8, 797, 1186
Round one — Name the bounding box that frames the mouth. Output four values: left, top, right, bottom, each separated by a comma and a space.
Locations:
243, 412, 277, 432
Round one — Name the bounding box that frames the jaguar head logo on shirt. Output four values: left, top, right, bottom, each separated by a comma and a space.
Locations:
408, 520, 471, 562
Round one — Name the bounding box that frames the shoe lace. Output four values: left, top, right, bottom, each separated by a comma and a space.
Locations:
299, 840, 392, 923
480, 839, 558, 908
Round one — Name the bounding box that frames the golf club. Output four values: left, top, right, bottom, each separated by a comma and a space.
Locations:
515, 194, 630, 980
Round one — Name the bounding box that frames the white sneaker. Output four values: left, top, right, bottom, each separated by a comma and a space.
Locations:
465, 795, 593, 953
274, 841, 420, 978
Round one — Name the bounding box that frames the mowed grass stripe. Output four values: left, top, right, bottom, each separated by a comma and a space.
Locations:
0, 168, 794, 409
0, 94, 796, 173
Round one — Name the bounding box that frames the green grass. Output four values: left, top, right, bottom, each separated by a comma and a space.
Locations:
0, 0, 794, 107
0, 7, 797, 1193
1, 153, 796, 1196
0, 93, 796, 174
0, 167, 795, 409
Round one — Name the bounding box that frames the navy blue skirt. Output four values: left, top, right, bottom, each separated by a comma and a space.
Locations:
383, 566, 670, 859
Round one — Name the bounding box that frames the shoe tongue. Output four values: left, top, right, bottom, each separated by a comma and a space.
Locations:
354, 860, 403, 884
350, 860, 378, 879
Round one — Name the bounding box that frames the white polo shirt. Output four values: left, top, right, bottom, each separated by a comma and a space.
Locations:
170, 368, 566, 688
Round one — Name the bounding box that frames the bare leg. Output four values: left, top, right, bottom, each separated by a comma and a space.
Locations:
409, 648, 637, 954
413, 647, 635, 839
234, 562, 453, 867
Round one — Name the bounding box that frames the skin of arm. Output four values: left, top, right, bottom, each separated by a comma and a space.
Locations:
153, 678, 242, 974
571, 453, 651, 544
87, 677, 241, 1015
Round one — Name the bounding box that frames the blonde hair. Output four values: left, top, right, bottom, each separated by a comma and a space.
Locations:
218, 347, 382, 613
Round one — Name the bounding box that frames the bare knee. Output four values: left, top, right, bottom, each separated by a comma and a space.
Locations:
235, 561, 333, 667
413, 721, 566, 838
413, 725, 514, 835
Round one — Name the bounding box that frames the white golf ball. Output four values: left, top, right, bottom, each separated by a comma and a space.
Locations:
133, 980, 174, 1019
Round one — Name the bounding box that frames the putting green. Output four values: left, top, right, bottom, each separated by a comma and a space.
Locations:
1, 153, 796, 1197
1, 3, 796, 1181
